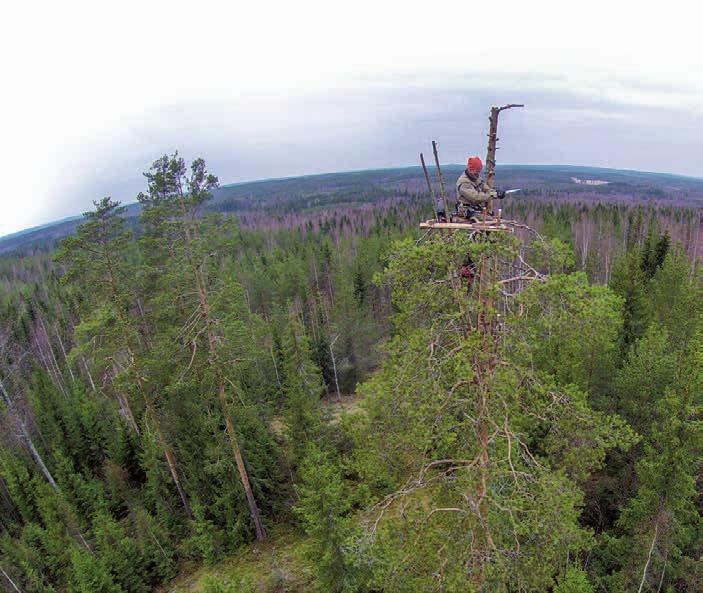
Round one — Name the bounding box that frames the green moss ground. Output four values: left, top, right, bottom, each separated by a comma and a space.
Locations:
163, 528, 314, 592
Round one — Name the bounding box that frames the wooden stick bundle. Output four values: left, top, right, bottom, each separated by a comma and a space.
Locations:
420, 152, 439, 221
432, 140, 451, 220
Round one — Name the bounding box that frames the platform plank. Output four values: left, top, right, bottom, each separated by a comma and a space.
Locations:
419, 219, 514, 232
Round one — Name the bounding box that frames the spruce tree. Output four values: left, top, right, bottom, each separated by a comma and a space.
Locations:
281, 309, 324, 464
610, 250, 652, 352
294, 444, 356, 593
554, 567, 595, 593
69, 546, 123, 593
610, 337, 701, 593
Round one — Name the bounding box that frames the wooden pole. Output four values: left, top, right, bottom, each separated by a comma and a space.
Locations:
329, 333, 342, 402
485, 103, 524, 213
420, 153, 439, 220
432, 141, 451, 220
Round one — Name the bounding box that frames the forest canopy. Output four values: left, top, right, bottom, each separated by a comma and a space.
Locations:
0, 154, 700, 593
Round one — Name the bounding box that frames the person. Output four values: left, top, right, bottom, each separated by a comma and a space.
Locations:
454, 156, 507, 285
455, 156, 505, 220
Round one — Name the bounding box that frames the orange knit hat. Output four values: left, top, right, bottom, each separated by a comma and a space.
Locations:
467, 156, 483, 173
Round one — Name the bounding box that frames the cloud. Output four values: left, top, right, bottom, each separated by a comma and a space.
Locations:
16, 80, 698, 238
2, 1, 703, 235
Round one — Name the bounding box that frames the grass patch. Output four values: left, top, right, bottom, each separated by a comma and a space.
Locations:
163, 528, 314, 592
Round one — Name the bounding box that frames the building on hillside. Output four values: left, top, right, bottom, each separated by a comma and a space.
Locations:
571, 177, 609, 186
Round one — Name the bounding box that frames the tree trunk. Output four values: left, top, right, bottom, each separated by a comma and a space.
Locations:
220, 382, 267, 540
638, 523, 658, 593
471, 255, 496, 587
110, 362, 140, 434
178, 194, 267, 540
36, 313, 67, 397
330, 333, 342, 402
82, 357, 97, 392
54, 325, 75, 384
484, 103, 524, 213
270, 345, 281, 388
0, 564, 22, 593
23, 428, 58, 489
0, 375, 58, 489
33, 339, 60, 397
156, 421, 193, 518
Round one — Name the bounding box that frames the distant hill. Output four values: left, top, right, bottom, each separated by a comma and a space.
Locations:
2, 165, 702, 256
0, 217, 85, 256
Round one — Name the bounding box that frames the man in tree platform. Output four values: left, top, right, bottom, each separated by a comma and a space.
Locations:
454, 155, 506, 220
453, 156, 507, 283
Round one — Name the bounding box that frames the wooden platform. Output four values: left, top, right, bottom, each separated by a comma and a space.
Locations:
419, 219, 515, 232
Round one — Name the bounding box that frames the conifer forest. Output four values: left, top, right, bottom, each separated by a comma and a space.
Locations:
0, 154, 701, 593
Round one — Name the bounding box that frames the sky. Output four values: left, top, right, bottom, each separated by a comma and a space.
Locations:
1, 0, 703, 237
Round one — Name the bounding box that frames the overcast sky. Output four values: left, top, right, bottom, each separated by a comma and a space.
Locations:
1, 0, 702, 237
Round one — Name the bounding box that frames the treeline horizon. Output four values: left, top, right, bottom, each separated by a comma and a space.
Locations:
3, 162, 702, 258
